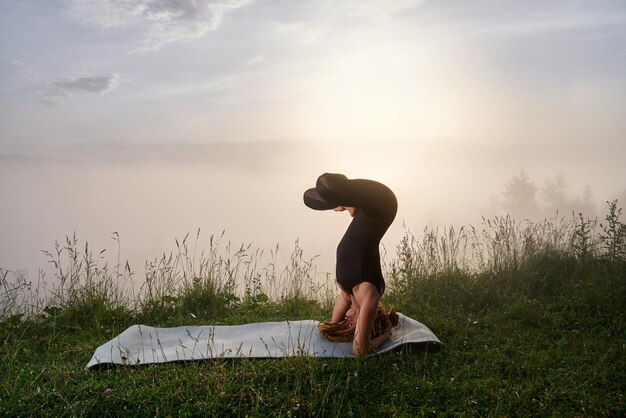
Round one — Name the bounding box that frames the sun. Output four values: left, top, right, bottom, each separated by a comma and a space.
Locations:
290, 38, 465, 147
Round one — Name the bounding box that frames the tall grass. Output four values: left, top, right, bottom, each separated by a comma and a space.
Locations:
1, 201, 624, 328
385, 201, 624, 343
1, 228, 331, 330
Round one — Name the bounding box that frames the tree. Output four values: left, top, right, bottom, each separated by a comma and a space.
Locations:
578, 184, 596, 218
502, 171, 539, 219
541, 173, 569, 216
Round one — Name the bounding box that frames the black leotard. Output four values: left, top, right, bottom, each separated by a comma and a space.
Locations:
303, 173, 397, 296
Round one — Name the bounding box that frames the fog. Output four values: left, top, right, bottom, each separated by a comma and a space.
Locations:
1, 139, 624, 282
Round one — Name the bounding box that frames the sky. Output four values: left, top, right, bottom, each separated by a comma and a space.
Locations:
1, 0, 625, 280
2, 0, 625, 151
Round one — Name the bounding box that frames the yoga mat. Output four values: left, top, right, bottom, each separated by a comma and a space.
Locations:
87, 313, 441, 368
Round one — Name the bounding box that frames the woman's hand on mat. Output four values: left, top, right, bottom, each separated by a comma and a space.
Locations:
370, 322, 393, 350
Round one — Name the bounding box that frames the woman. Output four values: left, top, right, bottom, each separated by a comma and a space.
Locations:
303, 173, 398, 356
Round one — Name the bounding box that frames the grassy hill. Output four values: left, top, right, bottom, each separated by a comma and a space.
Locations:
1, 203, 624, 416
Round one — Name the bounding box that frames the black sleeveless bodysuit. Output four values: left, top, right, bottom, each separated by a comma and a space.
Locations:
303, 173, 397, 296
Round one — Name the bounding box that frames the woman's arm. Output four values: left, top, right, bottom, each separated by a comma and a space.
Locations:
351, 283, 382, 357
331, 290, 352, 323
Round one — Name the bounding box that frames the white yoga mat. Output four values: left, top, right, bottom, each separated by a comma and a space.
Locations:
86, 313, 441, 368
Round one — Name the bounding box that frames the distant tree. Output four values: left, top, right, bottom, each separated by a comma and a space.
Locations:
541, 173, 569, 216
540, 175, 597, 218
502, 171, 539, 219
578, 184, 596, 218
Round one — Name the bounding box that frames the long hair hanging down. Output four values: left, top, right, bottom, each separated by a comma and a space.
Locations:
318, 305, 400, 343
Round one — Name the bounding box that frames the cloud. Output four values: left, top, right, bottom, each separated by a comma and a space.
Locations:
13, 61, 119, 105
48, 73, 120, 98
342, 0, 424, 20
242, 54, 266, 67
66, 0, 254, 51
273, 21, 326, 45
485, 9, 626, 36
11, 60, 42, 82
271, 0, 423, 44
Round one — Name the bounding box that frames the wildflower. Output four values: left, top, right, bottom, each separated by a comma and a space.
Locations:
103, 388, 113, 396
219, 391, 226, 398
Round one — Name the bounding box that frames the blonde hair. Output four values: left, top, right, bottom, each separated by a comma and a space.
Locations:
318, 305, 400, 343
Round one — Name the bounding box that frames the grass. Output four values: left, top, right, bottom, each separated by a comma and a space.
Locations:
1, 202, 625, 416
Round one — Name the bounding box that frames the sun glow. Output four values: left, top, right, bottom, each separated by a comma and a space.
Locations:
291, 38, 476, 145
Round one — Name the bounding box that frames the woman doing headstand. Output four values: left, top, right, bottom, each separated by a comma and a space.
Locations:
304, 173, 398, 356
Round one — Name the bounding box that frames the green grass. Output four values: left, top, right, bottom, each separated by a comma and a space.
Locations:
1, 204, 625, 416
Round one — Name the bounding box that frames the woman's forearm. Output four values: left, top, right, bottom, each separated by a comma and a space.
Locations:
352, 296, 379, 357
331, 291, 352, 323
354, 323, 391, 355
